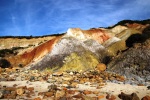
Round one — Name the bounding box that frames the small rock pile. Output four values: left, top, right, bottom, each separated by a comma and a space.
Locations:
0, 67, 126, 84
0, 85, 35, 99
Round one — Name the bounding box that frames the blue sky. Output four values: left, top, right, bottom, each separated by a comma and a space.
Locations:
0, 0, 150, 36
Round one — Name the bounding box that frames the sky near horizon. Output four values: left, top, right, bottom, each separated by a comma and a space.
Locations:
0, 0, 150, 36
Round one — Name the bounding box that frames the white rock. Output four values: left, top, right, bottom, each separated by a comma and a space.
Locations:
69, 72, 74, 75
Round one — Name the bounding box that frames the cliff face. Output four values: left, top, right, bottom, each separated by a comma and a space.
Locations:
107, 38, 150, 84
0, 19, 150, 82
5, 36, 62, 67
0, 36, 56, 50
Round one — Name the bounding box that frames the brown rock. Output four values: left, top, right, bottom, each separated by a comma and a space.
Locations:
13, 84, 17, 87
63, 87, 67, 91
16, 88, 25, 95
138, 84, 145, 86
67, 90, 75, 94
5, 87, 16, 91
26, 93, 31, 98
106, 94, 110, 99
27, 87, 34, 92
80, 79, 85, 84
48, 84, 58, 91
83, 90, 92, 95
109, 77, 115, 81
99, 83, 105, 86
72, 93, 82, 99
17, 86, 27, 89
118, 92, 140, 100
92, 91, 99, 95
98, 95, 105, 99
52, 71, 63, 76
142, 95, 150, 100
3, 94, 8, 99
34, 97, 41, 100
71, 82, 78, 88
44, 92, 53, 97
96, 63, 106, 72
38, 92, 45, 96
5, 68, 13, 72
109, 95, 116, 100
4, 91, 17, 99
116, 76, 125, 82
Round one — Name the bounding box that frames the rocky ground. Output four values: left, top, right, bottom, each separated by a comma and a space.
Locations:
107, 39, 150, 86
0, 67, 150, 100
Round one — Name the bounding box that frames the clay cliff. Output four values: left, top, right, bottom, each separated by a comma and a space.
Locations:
0, 19, 150, 84
6, 36, 62, 68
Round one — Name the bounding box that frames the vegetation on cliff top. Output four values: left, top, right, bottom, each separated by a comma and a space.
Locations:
107, 19, 150, 29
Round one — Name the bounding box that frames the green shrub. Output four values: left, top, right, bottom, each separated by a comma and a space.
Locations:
0, 59, 11, 68
0, 49, 13, 57
0, 47, 25, 57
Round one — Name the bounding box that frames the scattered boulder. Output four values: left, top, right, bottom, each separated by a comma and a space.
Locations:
44, 92, 53, 97
118, 92, 140, 100
34, 97, 41, 100
72, 93, 82, 99
16, 88, 25, 96
98, 95, 105, 99
52, 71, 63, 76
27, 87, 34, 92
147, 86, 150, 90
83, 90, 92, 95
48, 84, 58, 91
141, 95, 150, 100
96, 63, 106, 72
